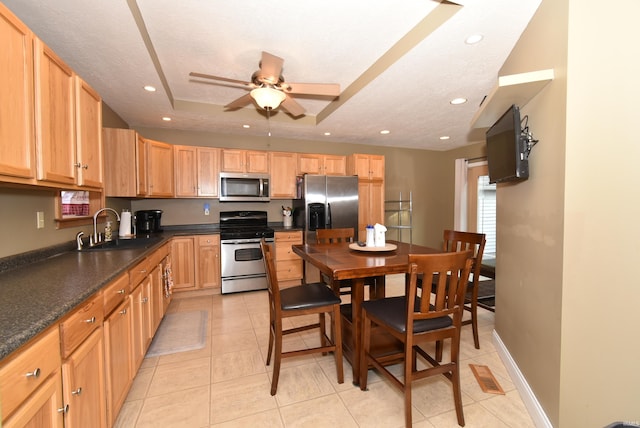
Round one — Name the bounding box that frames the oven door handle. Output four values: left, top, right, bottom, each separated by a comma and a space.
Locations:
221, 238, 274, 245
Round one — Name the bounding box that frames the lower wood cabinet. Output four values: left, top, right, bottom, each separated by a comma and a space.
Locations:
61, 327, 106, 428
171, 235, 221, 292
3, 368, 64, 428
103, 298, 133, 427
274, 230, 303, 288
130, 276, 152, 372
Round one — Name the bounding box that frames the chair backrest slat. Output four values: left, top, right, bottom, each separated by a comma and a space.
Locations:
315, 228, 355, 244
442, 230, 486, 280
261, 239, 280, 314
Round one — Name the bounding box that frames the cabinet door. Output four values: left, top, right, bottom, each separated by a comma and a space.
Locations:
103, 299, 132, 427
174, 145, 198, 197
147, 139, 174, 197
171, 237, 196, 291
34, 39, 76, 185
197, 147, 220, 197
130, 277, 152, 372
269, 152, 297, 198
3, 370, 64, 428
197, 235, 220, 289
246, 150, 269, 173
103, 128, 137, 197
74, 77, 103, 188
61, 328, 106, 428
220, 149, 244, 172
136, 135, 148, 196
150, 264, 164, 334
357, 180, 385, 241
297, 153, 323, 175
274, 231, 303, 287
323, 155, 347, 176
0, 4, 35, 180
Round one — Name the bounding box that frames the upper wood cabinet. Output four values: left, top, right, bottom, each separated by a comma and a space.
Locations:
347, 154, 385, 181
269, 151, 298, 199
0, 4, 36, 182
103, 128, 138, 197
33, 39, 103, 189
146, 139, 174, 197
221, 149, 269, 173
297, 153, 347, 176
174, 145, 220, 197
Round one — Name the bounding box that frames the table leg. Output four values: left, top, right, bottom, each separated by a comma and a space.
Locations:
371, 275, 386, 299
351, 277, 365, 385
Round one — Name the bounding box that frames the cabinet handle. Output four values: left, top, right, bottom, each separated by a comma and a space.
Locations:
74, 162, 82, 168
142, 297, 149, 303
58, 404, 69, 414
71, 387, 82, 396
84, 316, 96, 324
117, 289, 126, 294
139, 269, 147, 274
25, 368, 41, 378
82, 164, 89, 169
120, 308, 127, 315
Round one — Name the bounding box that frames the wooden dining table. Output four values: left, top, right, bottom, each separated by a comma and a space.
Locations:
292, 240, 440, 384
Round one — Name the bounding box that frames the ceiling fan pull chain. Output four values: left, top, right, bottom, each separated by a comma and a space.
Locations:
267, 108, 272, 137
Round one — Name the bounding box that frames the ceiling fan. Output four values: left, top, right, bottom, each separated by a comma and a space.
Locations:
189, 51, 340, 117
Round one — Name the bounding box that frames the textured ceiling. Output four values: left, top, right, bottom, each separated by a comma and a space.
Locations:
3, 0, 541, 151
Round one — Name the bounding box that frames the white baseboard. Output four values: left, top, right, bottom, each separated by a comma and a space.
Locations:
493, 330, 553, 428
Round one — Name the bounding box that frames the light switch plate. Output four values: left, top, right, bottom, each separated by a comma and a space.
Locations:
37, 211, 45, 229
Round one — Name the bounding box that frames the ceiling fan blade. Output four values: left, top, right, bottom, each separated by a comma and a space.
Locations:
189, 72, 251, 87
280, 95, 306, 117
259, 51, 284, 85
224, 93, 253, 110
282, 82, 340, 97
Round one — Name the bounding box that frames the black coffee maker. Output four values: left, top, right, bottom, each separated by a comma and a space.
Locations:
135, 210, 163, 233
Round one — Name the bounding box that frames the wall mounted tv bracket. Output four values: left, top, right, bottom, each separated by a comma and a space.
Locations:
521, 115, 539, 158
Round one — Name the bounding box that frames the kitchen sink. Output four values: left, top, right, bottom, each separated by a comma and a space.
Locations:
81, 236, 164, 251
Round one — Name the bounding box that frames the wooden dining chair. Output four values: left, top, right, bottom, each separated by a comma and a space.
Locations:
359, 250, 473, 427
441, 230, 486, 349
315, 228, 356, 295
260, 239, 344, 395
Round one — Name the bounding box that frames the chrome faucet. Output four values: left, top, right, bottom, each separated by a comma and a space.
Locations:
76, 231, 84, 251
92, 208, 121, 245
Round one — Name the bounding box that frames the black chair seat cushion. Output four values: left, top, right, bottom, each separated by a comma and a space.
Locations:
280, 282, 341, 311
362, 296, 452, 334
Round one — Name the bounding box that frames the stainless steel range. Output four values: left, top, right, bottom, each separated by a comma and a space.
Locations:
219, 211, 274, 294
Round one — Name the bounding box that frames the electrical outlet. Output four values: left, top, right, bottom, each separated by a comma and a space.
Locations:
36, 211, 45, 229
204, 203, 210, 216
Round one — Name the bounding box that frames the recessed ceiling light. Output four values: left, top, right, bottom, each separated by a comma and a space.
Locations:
243, 124, 250, 128
440, 136, 450, 140
323, 132, 331, 136
144, 85, 156, 92
450, 98, 467, 105
162, 117, 171, 121
465, 34, 483, 45
380, 130, 390, 135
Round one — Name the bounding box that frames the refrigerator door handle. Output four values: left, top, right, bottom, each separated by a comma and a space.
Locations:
327, 203, 332, 228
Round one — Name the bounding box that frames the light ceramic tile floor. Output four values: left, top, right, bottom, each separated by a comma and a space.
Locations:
115, 275, 535, 428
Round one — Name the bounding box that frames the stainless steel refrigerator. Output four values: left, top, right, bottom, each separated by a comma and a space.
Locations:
292, 175, 359, 244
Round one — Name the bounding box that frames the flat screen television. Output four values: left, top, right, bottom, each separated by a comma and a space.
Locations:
486, 104, 529, 184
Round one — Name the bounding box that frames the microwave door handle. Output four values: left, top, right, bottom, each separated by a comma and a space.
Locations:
326, 203, 332, 228
259, 179, 264, 196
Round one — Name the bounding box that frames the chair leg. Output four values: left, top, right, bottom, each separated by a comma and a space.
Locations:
359, 313, 372, 390
266, 323, 275, 366
436, 340, 443, 362
450, 331, 465, 426
270, 321, 283, 396
404, 346, 414, 428
470, 298, 480, 349
332, 304, 344, 384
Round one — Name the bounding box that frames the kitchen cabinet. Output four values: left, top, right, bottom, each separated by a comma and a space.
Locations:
297, 153, 347, 176
171, 236, 197, 291
61, 327, 106, 428
0, 3, 36, 182
221, 149, 269, 173
174, 145, 220, 197
146, 139, 175, 197
130, 276, 152, 372
104, 298, 133, 427
34, 40, 103, 189
136, 135, 148, 196
274, 231, 303, 288
0, 326, 62, 425
269, 151, 298, 199
197, 235, 221, 290
103, 128, 139, 197
347, 153, 385, 181
348, 154, 385, 241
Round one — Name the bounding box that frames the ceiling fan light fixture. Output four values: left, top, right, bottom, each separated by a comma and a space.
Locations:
250, 86, 286, 110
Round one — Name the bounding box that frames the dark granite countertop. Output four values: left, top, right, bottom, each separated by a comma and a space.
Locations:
0, 226, 223, 361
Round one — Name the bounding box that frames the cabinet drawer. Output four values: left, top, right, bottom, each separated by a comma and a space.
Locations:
0, 326, 61, 419
275, 241, 301, 261
59, 293, 103, 358
147, 242, 170, 267
103, 272, 130, 316
276, 260, 303, 280
197, 234, 219, 246
129, 257, 152, 288
275, 230, 302, 242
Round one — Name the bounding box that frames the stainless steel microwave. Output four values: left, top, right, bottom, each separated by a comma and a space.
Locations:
219, 172, 270, 202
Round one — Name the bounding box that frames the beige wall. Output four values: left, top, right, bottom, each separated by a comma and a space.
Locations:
495, 0, 640, 425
